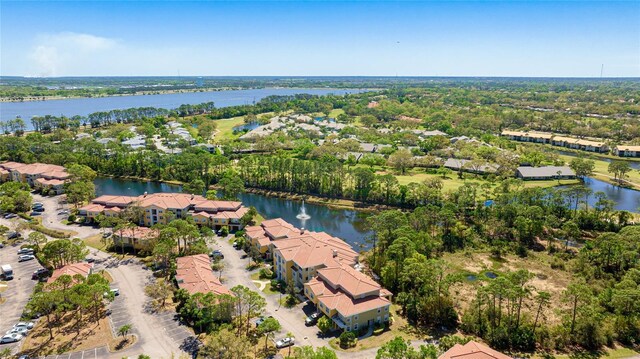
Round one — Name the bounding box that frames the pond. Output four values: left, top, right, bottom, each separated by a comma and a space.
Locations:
561, 177, 640, 212
232, 122, 261, 132
93, 177, 373, 250
553, 149, 640, 170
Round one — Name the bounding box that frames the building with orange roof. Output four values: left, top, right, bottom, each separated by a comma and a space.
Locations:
113, 226, 160, 250
438, 341, 511, 359
79, 192, 249, 231
304, 261, 391, 332
175, 254, 231, 296
0, 161, 70, 194
48, 262, 93, 284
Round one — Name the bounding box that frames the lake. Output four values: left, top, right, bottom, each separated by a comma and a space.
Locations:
560, 177, 640, 212
553, 149, 640, 170
0, 88, 365, 126
93, 177, 373, 250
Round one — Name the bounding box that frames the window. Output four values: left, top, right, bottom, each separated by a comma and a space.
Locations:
354, 324, 358, 330
377, 308, 381, 313
385, 307, 389, 312
354, 315, 358, 320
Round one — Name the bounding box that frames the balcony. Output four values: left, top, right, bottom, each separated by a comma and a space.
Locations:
332, 315, 348, 329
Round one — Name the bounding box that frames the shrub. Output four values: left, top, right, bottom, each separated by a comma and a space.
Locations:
284, 294, 298, 308
219, 226, 229, 237
27, 223, 69, 239
259, 268, 274, 279
68, 214, 77, 222
317, 316, 332, 334
373, 322, 385, 335
339, 331, 357, 348
234, 230, 245, 238
550, 257, 565, 270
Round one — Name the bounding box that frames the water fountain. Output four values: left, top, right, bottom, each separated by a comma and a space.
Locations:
296, 200, 311, 220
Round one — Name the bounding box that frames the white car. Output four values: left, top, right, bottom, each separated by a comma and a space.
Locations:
14, 322, 34, 330
18, 254, 35, 262
275, 337, 295, 348
0, 333, 23, 344
6, 327, 28, 336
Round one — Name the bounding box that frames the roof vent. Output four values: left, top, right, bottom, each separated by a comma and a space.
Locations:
332, 249, 338, 257
191, 194, 195, 200
300, 228, 305, 234
143, 191, 148, 197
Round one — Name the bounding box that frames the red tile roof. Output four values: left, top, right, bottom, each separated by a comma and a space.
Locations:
439, 341, 512, 359
48, 262, 93, 284
306, 276, 390, 317
176, 254, 231, 296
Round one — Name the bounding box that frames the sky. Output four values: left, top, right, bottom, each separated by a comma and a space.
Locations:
1, 1, 639, 77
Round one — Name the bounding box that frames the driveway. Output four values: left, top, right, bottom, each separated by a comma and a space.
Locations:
0, 244, 44, 354
32, 194, 101, 240
214, 238, 329, 350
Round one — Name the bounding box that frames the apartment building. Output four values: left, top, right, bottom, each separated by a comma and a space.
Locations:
0, 161, 70, 194
247, 218, 391, 331
79, 192, 249, 231
439, 340, 511, 359
304, 261, 392, 332
176, 254, 231, 296
501, 131, 609, 153
500, 130, 552, 144
113, 226, 160, 250
613, 145, 640, 158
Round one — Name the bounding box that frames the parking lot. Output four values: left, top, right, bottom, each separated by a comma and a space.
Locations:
39, 346, 110, 359
0, 243, 44, 352
155, 311, 196, 347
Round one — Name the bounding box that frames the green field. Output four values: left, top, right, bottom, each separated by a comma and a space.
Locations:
212, 116, 246, 142
558, 154, 640, 189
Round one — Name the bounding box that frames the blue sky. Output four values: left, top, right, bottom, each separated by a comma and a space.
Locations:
1, 1, 638, 77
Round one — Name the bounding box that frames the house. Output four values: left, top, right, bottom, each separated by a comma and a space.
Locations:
304, 261, 392, 332
500, 130, 552, 144
438, 340, 511, 359
444, 158, 497, 174
0, 161, 70, 193
613, 145, 640, 158
176, 254, 231, 296
113, 226, 159, 250
193, 143, 219, 154
122, 137, 146, 149
79, 193, 249, 231
516, 166, 576, 180
48, 262, 93, 284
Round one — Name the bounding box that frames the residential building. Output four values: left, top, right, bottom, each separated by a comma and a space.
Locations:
176, 254, 231, 296
501, 130, 609, 153
444, 158, 497, 174
79, 192, 249, 231
0, 161, 70, 194
500, 130, 552, 144
304, 261, 392, 332
113, 226, 160, 250
48, 262, 93, 284
438, 340, 511, 359
613, 145, 640, 158
516, 166, 576, 180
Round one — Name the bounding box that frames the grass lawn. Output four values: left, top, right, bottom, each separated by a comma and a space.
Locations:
329, 305, 421, 352
20, 313, 133, 356
83, 234, 107, 251
212, 116, 246, 142
538, 346, 640, 359
328, 109, 345, 118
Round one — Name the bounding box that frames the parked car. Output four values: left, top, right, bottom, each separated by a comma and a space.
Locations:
7, 231, 21, 239
32, 202, 43, 207
3, 213, 17, 219
29, 211, 42, 216
58, 209, 69, 215
255, 315, 273, 327
275, 337, 295, 348
18, 254, 35, 262
105, 288, 120, 297
18, 355, 31, 359
6, 327, 28, 336
210, 250, 224, 260
17, 248, 34, 255
0, 333, 23, 344
85, 257, 96, 263
14, 322, 35, 330
32, 269, 48, 280
102, 232, 112, 238
305, 312, 322, 326
232, 241, 242, 250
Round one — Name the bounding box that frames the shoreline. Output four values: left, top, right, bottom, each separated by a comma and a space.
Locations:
243, 188, 392, 212
0, 86, 373, 103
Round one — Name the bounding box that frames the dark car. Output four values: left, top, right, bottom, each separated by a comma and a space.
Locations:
210, 250, 224, 260
3, 213, 17, 219
305, 312, 322, 326
29, 212, 42, 216
255, 315, 273, 327
7, 231, 21, 239
32, 207, 45, 212
232, 241, 242, 250
32, 269, 48, 280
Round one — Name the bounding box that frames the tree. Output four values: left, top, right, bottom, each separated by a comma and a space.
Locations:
231, 285, 266, 335
387, 149, 414, 174
258, 317, 281, 351
218, 170, 245, 200
292, 346, 338, 359
28, 231, 47, 251
317, 316, 332, 334
145, 279, 174, 311
562, 280, 592, 336
240, 206, 258, 227
608, 160, 631, 184
183, 178, 206, 196
117, 324, 132, 340
376, 336, 421, 359
339, 331, 357, 348
569, 158, 595, 181
41, 238, 89, 268
200, 327, 252, 359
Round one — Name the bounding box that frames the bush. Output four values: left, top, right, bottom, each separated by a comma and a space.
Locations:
550, 257, 565, 270
219, 226, 229, 237
317, 316, 333, 334
234, 230, 245, 238
259, 268, 274, 279
27, 223, 69, 238
68, 214, 77, 222
339, 331, 357, 348
373, 322, 386, 335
